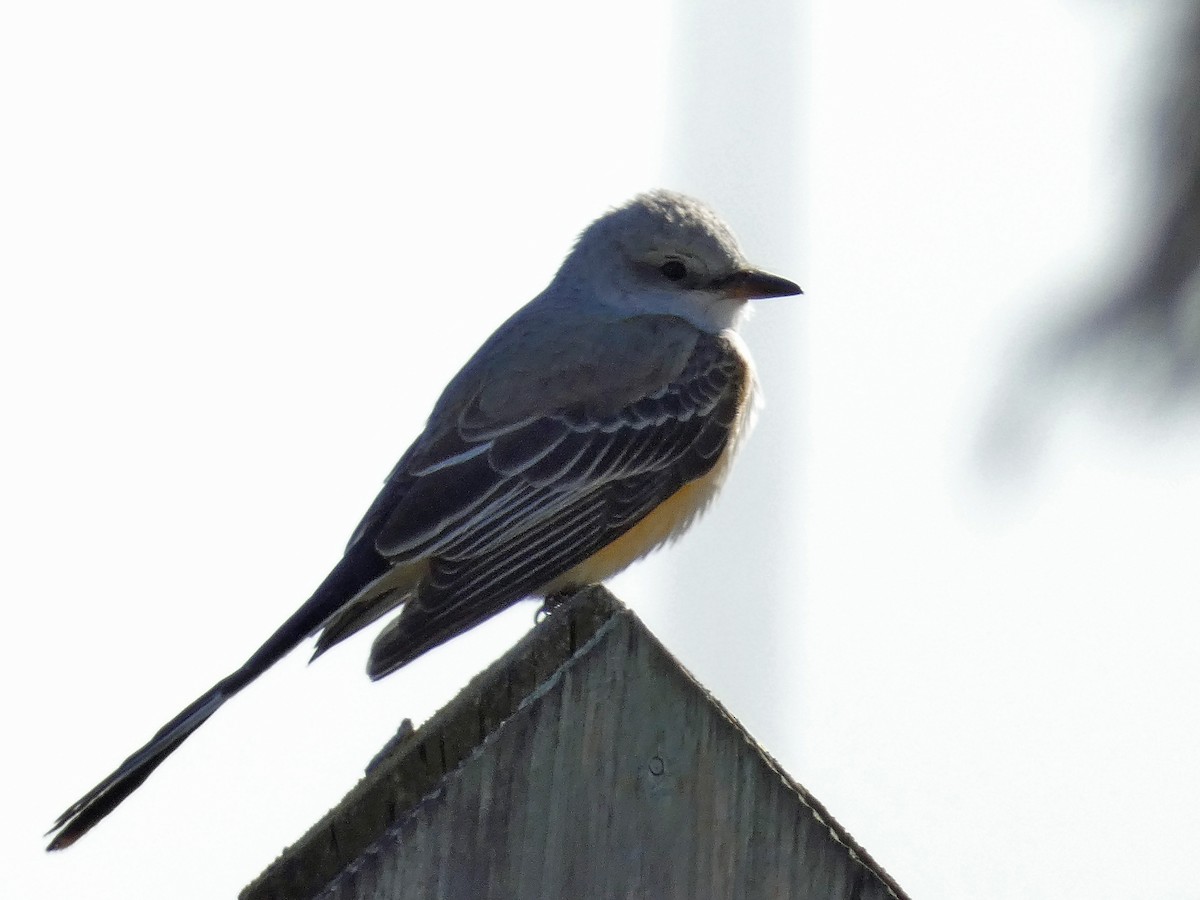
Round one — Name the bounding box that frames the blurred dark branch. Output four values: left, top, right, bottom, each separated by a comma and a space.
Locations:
1058, 3, 1200, 393
983, 6, 1200, 470
1070, 3, 1200, 381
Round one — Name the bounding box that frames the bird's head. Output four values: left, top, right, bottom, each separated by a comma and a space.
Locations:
556, 189, 801, 332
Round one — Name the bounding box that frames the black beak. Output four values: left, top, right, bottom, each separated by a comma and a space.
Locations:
714, 268, 803, 300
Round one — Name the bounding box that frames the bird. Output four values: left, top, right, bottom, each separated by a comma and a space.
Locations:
46, 189, 802, 850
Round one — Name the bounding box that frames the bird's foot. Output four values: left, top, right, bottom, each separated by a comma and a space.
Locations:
535, 587, 581, 623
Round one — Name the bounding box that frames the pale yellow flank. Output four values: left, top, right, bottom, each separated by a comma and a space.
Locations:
541, 349, 755, 594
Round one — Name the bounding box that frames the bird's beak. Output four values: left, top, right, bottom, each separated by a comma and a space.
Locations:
715, 268, 803, 301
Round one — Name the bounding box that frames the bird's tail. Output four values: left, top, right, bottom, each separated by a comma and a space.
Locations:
45, 680, 228, 849
46, 544, 388, 850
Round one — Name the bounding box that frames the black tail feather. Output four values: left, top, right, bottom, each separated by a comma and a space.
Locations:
46, 544, 388, 850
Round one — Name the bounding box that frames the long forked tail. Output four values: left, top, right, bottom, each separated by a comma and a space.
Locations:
46, 679, 229, 850
46, 545, 387, 850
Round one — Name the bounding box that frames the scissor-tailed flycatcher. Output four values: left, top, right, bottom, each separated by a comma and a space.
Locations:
47, 190, 801, 850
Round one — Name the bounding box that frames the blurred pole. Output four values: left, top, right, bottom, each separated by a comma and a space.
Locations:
658, 0, 807, 749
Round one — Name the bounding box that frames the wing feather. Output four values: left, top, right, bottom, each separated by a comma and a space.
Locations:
357, 330, 751, 678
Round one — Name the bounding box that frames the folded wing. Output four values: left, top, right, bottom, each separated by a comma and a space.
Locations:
352, 328, 749, 678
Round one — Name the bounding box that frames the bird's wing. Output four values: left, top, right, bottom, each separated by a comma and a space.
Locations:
312, 312, 708, 658
358, 325, 751, 678
336, 312, 702, 555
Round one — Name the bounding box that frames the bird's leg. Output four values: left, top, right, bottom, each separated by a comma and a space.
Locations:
535, 586, 584, 623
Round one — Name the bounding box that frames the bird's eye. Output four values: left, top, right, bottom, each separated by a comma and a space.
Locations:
659, 259, 688, 282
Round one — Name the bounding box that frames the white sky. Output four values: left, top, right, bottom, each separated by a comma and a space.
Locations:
4, 2, 1199, 899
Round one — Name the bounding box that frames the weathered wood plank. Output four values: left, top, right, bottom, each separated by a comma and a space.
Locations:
242, 588, 907, 900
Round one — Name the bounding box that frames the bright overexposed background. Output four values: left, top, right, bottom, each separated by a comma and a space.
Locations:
4, 3, 1199, 899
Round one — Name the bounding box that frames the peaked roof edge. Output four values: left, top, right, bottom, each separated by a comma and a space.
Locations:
242, 587, 623, 900
242, 587, 908, 900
